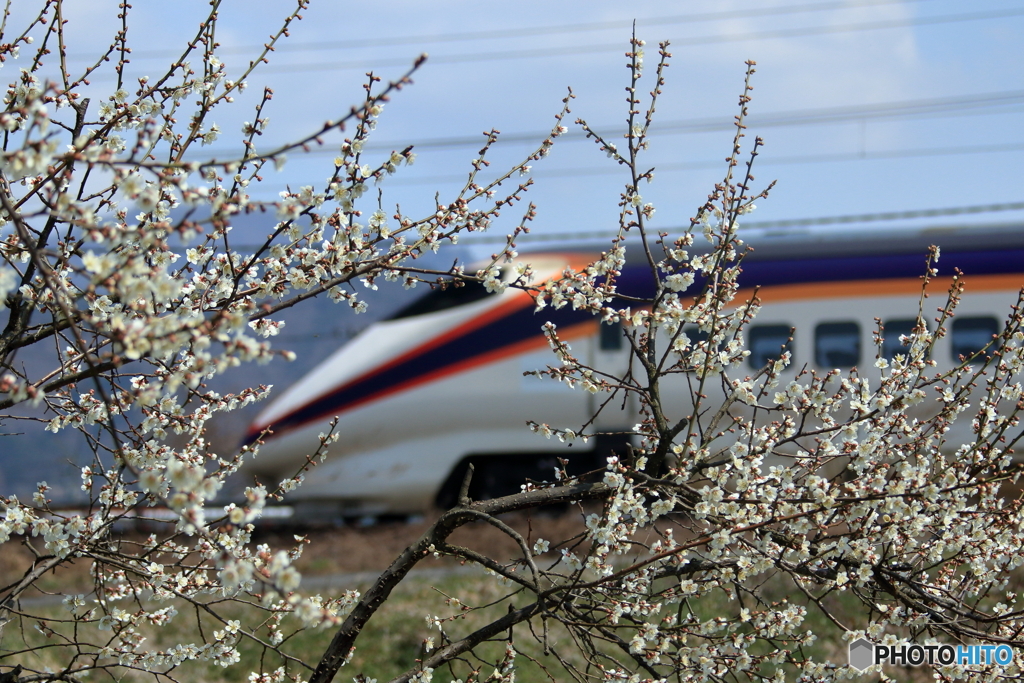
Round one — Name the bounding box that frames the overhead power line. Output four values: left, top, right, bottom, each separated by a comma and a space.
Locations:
656, 92, 1024, 136
102, 0, 937, 61
737, 202, 1024, 229
341, 141, 1024, 188
227, 138, 1022, 203
336, 91, 1024, 154
190, 89, 1024, 160
227, 7, 1024, 74
460, 202, 1024, 244
86, 6, 1024, 80
224, 202, 1024, 253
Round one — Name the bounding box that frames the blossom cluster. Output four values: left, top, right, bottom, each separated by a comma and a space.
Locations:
2, 9, 1023, 683
0, 3, 568, 681
462, 50, 1024, 683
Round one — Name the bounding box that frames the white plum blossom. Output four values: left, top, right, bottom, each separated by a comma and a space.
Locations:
0, 17, 1020, 683
0, 2, 582, 678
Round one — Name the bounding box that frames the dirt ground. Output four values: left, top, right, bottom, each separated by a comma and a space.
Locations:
0, 508, 592, 598
266, 508, 591, 577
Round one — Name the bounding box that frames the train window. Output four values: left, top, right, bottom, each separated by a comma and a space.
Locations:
748, 324, 793, 369
951, 316, 1000, 360
684, 325, 709, 347
882, 318, 925, 361
599, 321, 623, 351
815, 321, 860, 368
683, 325, 733, 357
388, 279, 496, 320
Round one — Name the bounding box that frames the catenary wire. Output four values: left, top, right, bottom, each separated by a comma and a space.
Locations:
226, 7, 1024, 73
84, 6, 1024, 79
191, 90, 1024, 159
89, 0, 940, 61
460, 203, 1024, 244
230, 140, 1024, 194
227, 202, 1024, 253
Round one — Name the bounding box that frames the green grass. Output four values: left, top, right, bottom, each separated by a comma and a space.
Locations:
0, 566, 942, 683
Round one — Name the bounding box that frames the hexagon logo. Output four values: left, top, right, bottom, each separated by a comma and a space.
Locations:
849, 638, 875, 671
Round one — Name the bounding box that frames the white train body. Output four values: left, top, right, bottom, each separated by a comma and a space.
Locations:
243, 226, 1024, 516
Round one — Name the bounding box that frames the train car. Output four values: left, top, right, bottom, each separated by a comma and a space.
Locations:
241, 224, 1024, 516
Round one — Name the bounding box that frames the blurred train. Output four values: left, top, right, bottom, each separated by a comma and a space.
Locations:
241, 224, 1024, 517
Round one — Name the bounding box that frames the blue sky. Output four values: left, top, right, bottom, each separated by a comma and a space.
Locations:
32, 0, 1024, 256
